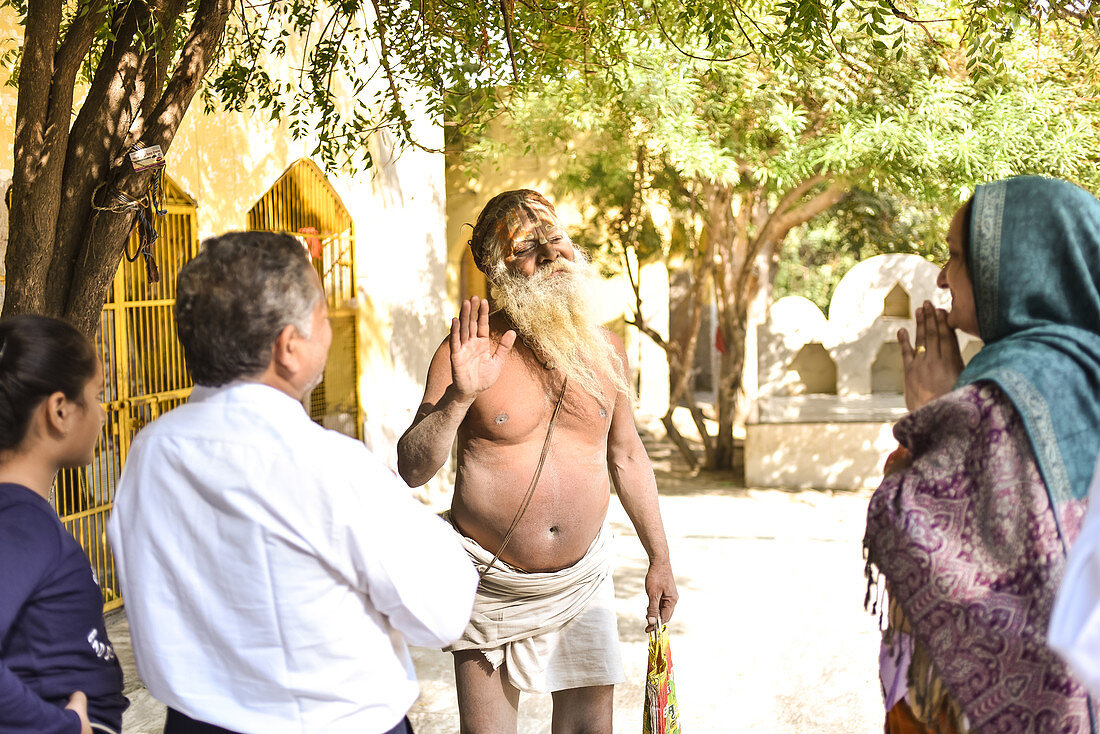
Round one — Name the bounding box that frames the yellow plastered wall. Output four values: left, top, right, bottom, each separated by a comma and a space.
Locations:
247, 159, 363, 439
160, 120, 449, 478
0, 10, 19, 290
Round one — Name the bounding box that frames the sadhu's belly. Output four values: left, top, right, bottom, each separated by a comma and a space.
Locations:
452, 452, 610, 572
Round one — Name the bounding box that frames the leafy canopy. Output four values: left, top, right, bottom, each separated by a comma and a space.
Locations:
460, 0, 1100, 286
5, 0, 1096, 176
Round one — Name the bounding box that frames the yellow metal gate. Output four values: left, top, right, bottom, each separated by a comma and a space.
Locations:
55, 176, 200, 610
247, 159, 362, 439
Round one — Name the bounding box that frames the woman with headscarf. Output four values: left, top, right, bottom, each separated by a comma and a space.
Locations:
864, 175, 1100, 733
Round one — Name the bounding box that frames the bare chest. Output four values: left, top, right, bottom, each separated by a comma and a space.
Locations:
461, 357, 613, 447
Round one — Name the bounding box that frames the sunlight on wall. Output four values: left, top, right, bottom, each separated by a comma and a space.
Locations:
746, 422, 899, 491
0, 8, 21, 293
165, 99, 448, 477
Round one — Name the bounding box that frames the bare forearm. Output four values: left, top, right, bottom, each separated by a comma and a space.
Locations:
397, 387, 474, 487
613, 451, 678, 627
611, 454, 671, 564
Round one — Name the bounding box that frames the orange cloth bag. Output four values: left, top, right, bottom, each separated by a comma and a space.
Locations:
643, 624, 680, 734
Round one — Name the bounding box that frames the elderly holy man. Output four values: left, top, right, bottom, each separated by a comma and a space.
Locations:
397, 189, 677, 733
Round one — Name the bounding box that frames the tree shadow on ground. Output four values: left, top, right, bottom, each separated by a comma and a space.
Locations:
640, 431, 750, 497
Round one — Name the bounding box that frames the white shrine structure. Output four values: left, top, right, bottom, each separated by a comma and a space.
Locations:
745, 253, 982, 490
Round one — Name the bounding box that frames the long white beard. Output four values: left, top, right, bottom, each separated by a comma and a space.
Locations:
490, 252, 630, 404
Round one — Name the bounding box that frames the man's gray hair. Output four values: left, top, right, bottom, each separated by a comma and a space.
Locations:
175, 231, 321, 386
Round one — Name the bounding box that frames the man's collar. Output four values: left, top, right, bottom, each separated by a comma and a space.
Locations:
189, 381, 308, 415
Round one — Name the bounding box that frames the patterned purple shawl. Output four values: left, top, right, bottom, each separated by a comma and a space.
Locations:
865, 382, 1092, 732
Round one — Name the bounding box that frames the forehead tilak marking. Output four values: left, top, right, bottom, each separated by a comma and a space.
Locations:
521, 203, 551, 245
504, 208, 524, 237
519, 201, 561, 243
500, 202, 556, 250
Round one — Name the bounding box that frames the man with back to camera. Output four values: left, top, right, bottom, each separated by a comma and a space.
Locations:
397, 190, 678, 734
108, 231, 479, 734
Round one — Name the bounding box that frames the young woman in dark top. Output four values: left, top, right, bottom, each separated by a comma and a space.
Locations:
0, 315, 127, 734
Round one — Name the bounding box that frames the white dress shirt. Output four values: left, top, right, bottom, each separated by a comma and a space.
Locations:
1050, 454, 1100, 696
108, 383, 477, 733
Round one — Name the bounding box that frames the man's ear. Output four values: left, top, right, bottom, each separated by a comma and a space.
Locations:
42, 391, 71, 437
270, 323, 301, 376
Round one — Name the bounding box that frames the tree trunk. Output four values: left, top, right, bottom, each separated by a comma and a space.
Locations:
661, 414, 698, 471
700, 174, 852, 470
702, 180, 743, 470
667, 230, 711, 410
3, 0, 233, 339
656, 223, 713, 469
6, 0, 87, 318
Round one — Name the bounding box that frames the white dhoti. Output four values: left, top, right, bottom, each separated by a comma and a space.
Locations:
444, 515, 625, 693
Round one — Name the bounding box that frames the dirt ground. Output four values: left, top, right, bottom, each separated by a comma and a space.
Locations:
113, 437, 887, 733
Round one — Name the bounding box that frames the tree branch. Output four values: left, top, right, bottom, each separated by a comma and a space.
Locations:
499, 0, 520, 83
138, 0, 190, 127
661, 413, 699, 471
814, 0, 865, 75
651, 2, 751, 62
772, 177, 850, 235
626, 316, 670, 350
771, 173, 828, 218
728, 3, 759, 53
62, 0, 235, 330
884, 0, 950, 45
369, 0, 443, 154
52, 2, 108, 94
67, 3, 143, 153
140, 0, 234, 151
48, 2, 157, 312
735, 177, 850, 301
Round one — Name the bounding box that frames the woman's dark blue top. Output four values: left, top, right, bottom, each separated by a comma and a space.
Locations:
0, 482, 127, 732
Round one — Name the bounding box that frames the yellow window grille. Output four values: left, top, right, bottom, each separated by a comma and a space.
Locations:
247, 159, 362, 440
54, 175, 200, 611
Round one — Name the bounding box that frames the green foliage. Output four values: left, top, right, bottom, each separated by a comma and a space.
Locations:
486, 0, 1100, 305
6, 0, 1096, 179
552, 139, 691, 276
0, 37, 18, 87
773, 188, 951, 312
206, 1, 637, 171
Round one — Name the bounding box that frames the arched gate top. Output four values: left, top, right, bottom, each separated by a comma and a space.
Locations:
247, 158, 353, 236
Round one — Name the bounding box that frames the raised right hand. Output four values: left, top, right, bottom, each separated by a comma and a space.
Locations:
450, 296, 516, 400
65, 691, 92, 734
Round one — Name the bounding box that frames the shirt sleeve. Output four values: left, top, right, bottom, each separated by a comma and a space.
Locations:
0, 505, 81, 733
0, 666, 83, 734
338, 451, 478, 648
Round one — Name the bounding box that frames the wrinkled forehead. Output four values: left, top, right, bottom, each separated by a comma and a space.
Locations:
491, 200, 560, 248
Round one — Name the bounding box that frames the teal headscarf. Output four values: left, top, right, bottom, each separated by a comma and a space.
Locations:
958, 176, 1100, 549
